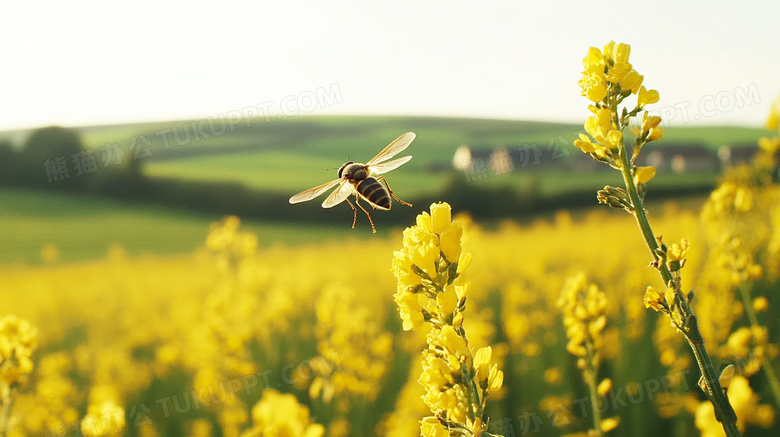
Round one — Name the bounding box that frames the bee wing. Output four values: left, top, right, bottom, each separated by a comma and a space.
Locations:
368, 155, 412, 176
322, 179, 354, 208
289, 178, 344, 204
366, 132, 416, 166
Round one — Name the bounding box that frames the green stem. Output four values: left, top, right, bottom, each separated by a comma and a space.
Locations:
615, 138, 741, 437
759, 351, 780, 411
617, 147, 669, 281
1, 388, 13, 437
737, 283, 780, 410
585, 342, 603, 437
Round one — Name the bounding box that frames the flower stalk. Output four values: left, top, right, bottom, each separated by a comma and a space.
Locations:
575, 41, 741, 437
559, 273, 619, 436
393, 202, 504, 437
736, 283, 780, 411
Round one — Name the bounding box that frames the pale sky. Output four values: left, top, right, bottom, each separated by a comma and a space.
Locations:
1, 0, 778, 131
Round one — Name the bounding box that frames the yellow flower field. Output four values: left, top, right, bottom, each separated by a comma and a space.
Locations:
1, 182, 778, 436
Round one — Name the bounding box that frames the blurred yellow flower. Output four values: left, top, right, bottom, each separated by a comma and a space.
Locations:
543, 367, 563, 386
240, 390, 324, 437
766, 94, 780, 130
597, 378, 612, 396
80, 400, 125, 437
753, 296, 769, 312
601, 416, 621, 432
695, 376, 775, 435
0, 315, 38, 388
40, 244, 60, 264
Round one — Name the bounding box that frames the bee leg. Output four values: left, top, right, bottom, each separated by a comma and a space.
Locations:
377, 176, 412, 207
345, 197, 358, 229
353, 194, 377, 234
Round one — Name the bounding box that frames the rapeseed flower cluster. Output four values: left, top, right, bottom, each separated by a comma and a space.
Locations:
11, 352, 80, 436
310, 283, 393, 435
558, 273, 619, 436
239, 389, 324, 437
393, 202, 503, 437
575, 41, 661, 179
80, 394, 125, 437
206, 215, 258, 271
696, 102, 780, 413
0, 315, 37, 436
0, 315, 37, 389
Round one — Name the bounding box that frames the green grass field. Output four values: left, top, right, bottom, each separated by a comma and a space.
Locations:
0, 187, 379, 265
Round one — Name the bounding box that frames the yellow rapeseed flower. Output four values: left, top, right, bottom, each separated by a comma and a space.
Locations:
753, 296, 769, 312
421, 417, 449, 437
543, 367, 563, 386
601, 417, 621, 432
0, 315, 38, 388
80, 400, 126, 437
487, 365, 504, 392
613, 42, 631, 64
643, 286, 666, 312
580, 72, 608, 102
584, 108, 614, 142
621, 70, 644, 94
474, 346, 493, 381
559, 273, 616, 434
666, 239, 690, 272
637, 85, 660, 107
648, 125, 664, 142
240, 390, 324, 437
634, 166, 656, 185
439, 325, 469, 369
597, 378, 613, 396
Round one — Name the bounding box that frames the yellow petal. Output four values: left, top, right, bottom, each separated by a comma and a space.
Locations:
634, 166, 656, 184
429, 202, 452, 234
614, 43, 631, 63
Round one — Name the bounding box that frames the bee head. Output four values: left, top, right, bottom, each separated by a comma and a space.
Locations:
337, 162, 354, 178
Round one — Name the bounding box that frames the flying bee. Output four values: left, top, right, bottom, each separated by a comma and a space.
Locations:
289, 132, 415, 233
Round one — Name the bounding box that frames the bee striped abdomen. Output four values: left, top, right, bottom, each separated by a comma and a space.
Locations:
356, 177, 391, 209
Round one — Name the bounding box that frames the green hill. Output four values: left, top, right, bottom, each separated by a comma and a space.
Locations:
53, 115, 773, 197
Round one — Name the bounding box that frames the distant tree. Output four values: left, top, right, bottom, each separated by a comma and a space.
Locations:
19, 126, 87, 188
0, 140, 22, 185
0, 139, 19, 184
